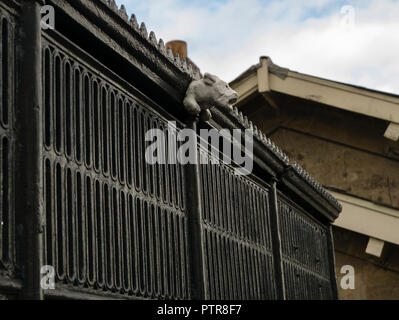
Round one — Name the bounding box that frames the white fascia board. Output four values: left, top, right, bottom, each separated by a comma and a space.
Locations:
269, 72, 399, 124
332, 191, 399, 246
230, 72, 258, 102
232, 61, 399, 127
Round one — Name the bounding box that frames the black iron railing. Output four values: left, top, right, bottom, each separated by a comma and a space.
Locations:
0, 0, 341, 300
42, 36, 190, 299
199, 152, 276, 300
0, 6, 14, 278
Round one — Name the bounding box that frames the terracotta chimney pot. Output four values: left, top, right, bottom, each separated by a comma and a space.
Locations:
165, 40, 188, 59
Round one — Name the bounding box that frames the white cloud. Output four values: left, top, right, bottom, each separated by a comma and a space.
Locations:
116, 0, 399, 94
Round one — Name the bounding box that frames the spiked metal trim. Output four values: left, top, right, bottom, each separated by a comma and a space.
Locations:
292, 163, 343, 211
101, 0, 197, 77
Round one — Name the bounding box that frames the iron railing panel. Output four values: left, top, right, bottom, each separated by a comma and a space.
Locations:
40, 30, 337, 300
278, 198, 333, 300
42, 34, 189, 299
199, 148, 277, 300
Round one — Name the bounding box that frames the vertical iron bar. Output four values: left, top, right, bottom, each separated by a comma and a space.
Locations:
15, 0, 44, 300
269, 179, 286, 300
327, 225, 339, 300
185, 117, 206, 300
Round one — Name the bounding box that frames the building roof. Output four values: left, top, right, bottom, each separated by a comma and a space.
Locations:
231, 57, 399, 127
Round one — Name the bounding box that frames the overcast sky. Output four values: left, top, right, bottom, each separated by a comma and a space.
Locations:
115, 0, 399, 94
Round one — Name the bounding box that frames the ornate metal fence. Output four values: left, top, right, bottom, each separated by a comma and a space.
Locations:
278, 198, 334, 299
0, 0, 341, 300
42, 34, 190, 299
199, 151, 277, 300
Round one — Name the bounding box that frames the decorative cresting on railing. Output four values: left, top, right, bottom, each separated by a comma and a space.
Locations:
0, 4, 15, 278
0, 0, 341, 300
102, 0, 201, 80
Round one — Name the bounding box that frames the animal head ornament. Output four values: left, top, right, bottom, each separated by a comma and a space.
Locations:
183, 73, 238, 121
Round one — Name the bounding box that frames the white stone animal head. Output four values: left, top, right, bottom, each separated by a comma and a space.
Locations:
183, 72, 238, 121
202, 73, 238, 111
